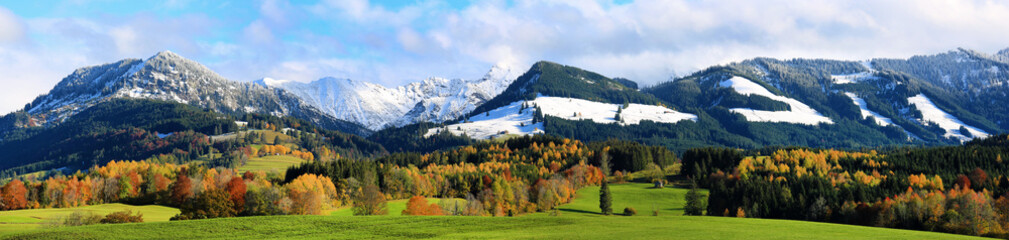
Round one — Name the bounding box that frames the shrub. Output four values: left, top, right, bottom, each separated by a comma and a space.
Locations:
101, 210, 144, 224
623, 207, 637, 216
549, 209, 562, 216
352, 185, 387, 216
61, 211, 103, 227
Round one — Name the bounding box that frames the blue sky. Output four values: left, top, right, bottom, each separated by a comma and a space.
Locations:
1, 0, 1009, 114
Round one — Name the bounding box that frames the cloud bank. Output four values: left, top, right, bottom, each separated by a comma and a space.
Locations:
1, 0, 1009, 114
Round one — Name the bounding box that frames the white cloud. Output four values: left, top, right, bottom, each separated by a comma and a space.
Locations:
3, 0, 1009, 114
243, 20, 275, 44
0, 7, 24, 44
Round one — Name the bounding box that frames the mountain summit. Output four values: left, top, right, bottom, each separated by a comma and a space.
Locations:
259, 63, 517, 130
17, 51, 371, 135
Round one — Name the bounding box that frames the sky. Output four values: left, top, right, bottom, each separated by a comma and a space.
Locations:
1, 0, 1009, 114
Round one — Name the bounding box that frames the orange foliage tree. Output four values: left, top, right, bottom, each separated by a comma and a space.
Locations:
402, 196, 444, 216
226, 177, 247, 213
1, 180, 28, 210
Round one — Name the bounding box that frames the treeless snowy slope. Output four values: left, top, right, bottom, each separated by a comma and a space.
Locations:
426, 96, 697, 140
831, 72, 876, 84
424, 100, 543, 140
843, 92, 893, 126
907, 94, 989, 142
534, 96, 697, 125
718, 76, 833, 125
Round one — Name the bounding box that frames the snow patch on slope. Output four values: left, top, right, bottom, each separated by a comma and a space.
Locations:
719, 76, 833, 125
831, 72, 876, 84
253, 77, 291, 87
425, 100, 544, 140
843, 92, 893, 126
427, 96, 697, 140
907, 94, 989, 142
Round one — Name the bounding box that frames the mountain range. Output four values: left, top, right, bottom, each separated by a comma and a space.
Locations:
3, 47, 1009, 156
4, 51, 370, 136
253, 63, 516, 131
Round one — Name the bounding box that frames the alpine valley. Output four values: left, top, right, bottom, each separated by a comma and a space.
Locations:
1, 48, 1008, 175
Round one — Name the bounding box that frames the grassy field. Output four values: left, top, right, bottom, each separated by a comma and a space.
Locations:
3, 214, 985, 239
543, 182, 705, 217
0, 183, 988, 239
328, 198, 467, 217
238, 155, 308, 174
0, 204, 179, 233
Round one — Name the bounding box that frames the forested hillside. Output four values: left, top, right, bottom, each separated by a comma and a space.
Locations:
0, 99, 385, 178
684, 134, 1009, 238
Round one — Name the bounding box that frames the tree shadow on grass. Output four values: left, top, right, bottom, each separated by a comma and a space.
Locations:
557, 208, 601, 215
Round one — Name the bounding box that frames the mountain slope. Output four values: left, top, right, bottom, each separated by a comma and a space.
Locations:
468, 61, 662, 116
10, 51, 370, 136
644, 49, 1008, 145
0, 98, 387, 178
408, 49, 1007, 153
258, 64, 517, 130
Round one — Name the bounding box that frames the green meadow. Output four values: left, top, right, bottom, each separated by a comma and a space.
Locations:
0, 183, 986, 239
0, 204, 179, 233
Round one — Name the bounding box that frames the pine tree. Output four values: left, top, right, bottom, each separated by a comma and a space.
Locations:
600, 180, 612, 215
599, 151, 613, 215
684, 179, 706, 216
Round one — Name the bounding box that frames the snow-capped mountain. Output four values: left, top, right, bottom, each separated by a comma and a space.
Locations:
257, 64, 517, 131
17, 51, 371, 135
998, 48, 1009, 63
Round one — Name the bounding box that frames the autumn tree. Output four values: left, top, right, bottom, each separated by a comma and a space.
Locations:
955, 175, 972, 190
173, 189, 235, 220
352, 185, 387, 216
226, 177, 247, 214
402, 196, 444, 216
170, 173, 193, 206
286, 174, 337, 215
1, 180, 27, 210
968, 168, 988, 190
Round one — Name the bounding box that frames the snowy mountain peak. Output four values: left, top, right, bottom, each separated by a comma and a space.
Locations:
253, 77, 291, 87
997, 48, 1009, 63
485, 62, 517, 82
266, 65, 518, 131
18, 51, 372, 135
151, 50, 181, 59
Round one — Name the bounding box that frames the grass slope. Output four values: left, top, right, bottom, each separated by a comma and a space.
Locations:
3, 215, 984, 239
1, 183, 985, 239
0, 204, 179, 233
546, 183, 704, 216
238, 155, 307, 174
328, 198, 466, 217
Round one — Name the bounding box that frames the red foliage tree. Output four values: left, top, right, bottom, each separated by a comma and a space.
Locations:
955, 174, 972, 190
171, 174, 193, 206
968, 168, 988, 190
226, 177, 247, 213
1, 180, 27, 210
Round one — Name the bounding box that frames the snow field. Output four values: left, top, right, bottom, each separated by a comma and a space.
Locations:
718, 76, 833, 125
907, 94, 989, 142
843, 92, 893, 126
426, 96, 697, 140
